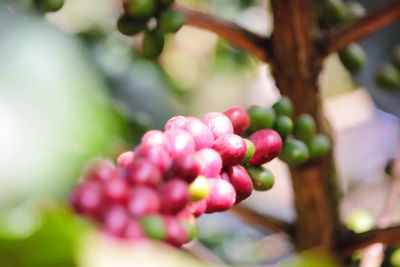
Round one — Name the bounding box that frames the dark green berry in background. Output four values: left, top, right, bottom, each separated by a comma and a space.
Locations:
272, 96, 293, 117
159, 0, 175, 6
180, 220, 197, 241
293, 114, 316, 142
246, 166, 275, 191
247, 106, 276, 131
142, 30, 165, 59
307, 134, 331, 159
126, 0, 156, 19
279, 139, 309, 166
319, 0, 349, 26
375, 64, 400, 91
274, 115, 293, 139
34, 0, 64, 12
393, 45, 400, 69
158, 9, 186, 33
339, 43, 366, 74
117, 14, 148, 36
345, 1, 365, 20
385, 158, 395, 177
243, 138, 255, 163
140, 215, 166, 240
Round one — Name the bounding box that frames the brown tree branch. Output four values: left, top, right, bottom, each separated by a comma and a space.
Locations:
173, 3, 271, 62
320, 1, 400, 57
230, 206, 294, 236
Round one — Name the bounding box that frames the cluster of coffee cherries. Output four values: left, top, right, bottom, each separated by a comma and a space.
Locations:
117, 0, 185, 59
247, 97, 331, 166
70, 104, 285, 247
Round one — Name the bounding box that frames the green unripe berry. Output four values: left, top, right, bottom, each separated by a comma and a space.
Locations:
126, 0, 156, 19
274, 115, 293, 139
375, 64, 400, 91
140, 215, 166, 241
385, 158, 395, 176
117, 14, 147, 36
279, 139, 309, 166
346, 210, 374, 234
390, 248, 400, 267
320, 0, 349, 26
338, 43, 366, 74
246, 166, 275, 191
272, 96, 293, 117
243, 138, 255, 163
247, 106, 276, 132
189, 176, 210, 201
142, 30, 165, 59
160, 0, 175, 6
307, 134, 331, 159
392, 45, 400, 69
180, 220, 197, 241
345, 1, 366, 20
35, 0, 64, 12
293, 114, 317, 142
158, 10, 186, 33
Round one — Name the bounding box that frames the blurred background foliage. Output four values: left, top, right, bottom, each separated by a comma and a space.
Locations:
0, 0, 399, 266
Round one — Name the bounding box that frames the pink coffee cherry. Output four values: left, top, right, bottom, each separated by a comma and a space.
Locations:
202, 112, 234, 139
141, 130, 169, 151
127, 186, 161, 217
205, 178, 236, 213
164, 115, 187, 131
123, 220, 145, 240
213, 134, 246, 167
165, 153, 199, 183
70, 180, 103, 217
176, 206, 191, 220
164, 129, 195, 158
160, 179, 189, 214
83, 159, 115, 181
223, 107, 250, 135
164, 216, 188, 247
117, 151, 135, 167
125, 158, 162, 187
194, 148, 222, 178
248, 129, 282, 165
102, 175, 129, 204
181, 117, 214, 150
135, 144, 169, 172
189, 199, 207, 217
101, 205, 129, 237
226, 165, 253, 203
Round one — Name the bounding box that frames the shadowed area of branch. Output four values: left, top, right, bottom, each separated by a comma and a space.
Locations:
320, 1, 400, 57
173, 3, 271, 62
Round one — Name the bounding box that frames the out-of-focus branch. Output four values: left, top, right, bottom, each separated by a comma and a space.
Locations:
320, 1, 400, 57
173, 3, 271, 62
183, 240, 227, 266
230, 206, 294, 236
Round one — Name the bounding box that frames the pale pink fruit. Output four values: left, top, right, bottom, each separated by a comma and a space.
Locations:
202, 112, 233, 139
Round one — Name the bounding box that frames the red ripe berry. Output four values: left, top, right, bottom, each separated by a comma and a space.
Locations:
101, 205, 129, 237
102, 175, 129, 204
125, 158, 162, 187
164, 216, 188, 247
123, 220, 145, 240
202, 112, 234, 139
181, 117, 214, 150
205, 178, 236, 213
127, 186, 161, 217
135, 144, 169, 172
141, 130, 169, 151
176, 206, 191, 220
165, 153, 199, 183
194, 148, 222, 178
117, 151, 135, 167
212, 134, 246, 167
248, 129, 282, 165
70, 180, 103, 217
164, 129, 195, 158
160, 179, 189, 214
223, 107, 250, 135
189, 199, 207, 217
164, 115, 187, 131
226, 165, 253, 204
83, 159, 115, 181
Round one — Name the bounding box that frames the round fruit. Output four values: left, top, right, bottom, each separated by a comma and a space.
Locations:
83, 159, 115, 181
189, 176, 210, 201
248, 129, 282, 165
320, 0, 349, 26
166, 153, 199, 183
140, 215, 166, 241
164, 115, 187, 130
70, 180, 103, 217
135, 144, 169, 172
123, 220, 144, 240
274, 115, 293, 139
142, 30, 165, 59
127, 186, 160, 216
189, 199, 207, 217
247, 106, 276, 131
279, 139, 309, 166
125, 158, 162, 187
346, 210, 374, 234
194, 148, 223, 178
141, 130, 169, 151
164, 216, 188, 247
308, 134, 331, 159
246, 166, 275, 191
160, 179, 189, 214
180, 220, 197, 241
338, 43, 366, 74
272, 97, 293, 117
126, 0, 156, 18
158, 9, 186, 33
164, 128, 195, 157
202, 112, 234, 139
223, 107, 250, 135
181, 117, 214, 150
102, 205, 129, 237
117, 14, 147, 36
375, 64, 400, 91
242, 138, 255, 163
346, 1, 366, 20
226, 165, 253, 203
103, 176, 129, 204
293, 114, 316, 142
390, 248, 400, 267
205, 178, 236, 213
212, 134, 246, 167
35, 0, 64, 12
393, 45, 400, 69
117, 151, 135, 166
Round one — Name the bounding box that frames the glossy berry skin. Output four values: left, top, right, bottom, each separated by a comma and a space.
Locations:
189, 199, 207, 217
127, 186, 160, 216
202, 112, 234, 140
142, 30, 164, 59
188, 176, 210, 201
223, 107, 250, 135
307, 134, 331, 159
164, 216, 188, 247
375, 64, 400, 91
226, 165, 253, 203
125, 158, 161, 187
319, 0, 349, 26
164, 129, 195, 158
70, 180, 103, 217
242, 138, 255, 163
247, 166, 275, 191
213, 134, 246, 167
141, 130, 169, 151
117, 14, 147, 36
293, 114, 317, 142
166, 153, 199, 183
248, 129, 282, 165
247, 106, 276, 131
272, 97, 293, 117
339, 43, 366, 74
160, 179, 189, 215
140, 215, 166, 241
164, 116, 187, 131
35, 0, 64, 12
205, 178, 236, 213
274, 115, 293, 139
393, 45, 400, 69
135, 144, 169, 172
279, 139, 309, 166
102, 205, 129, 237
126, 0, 156, 18
124, 220, 145, 240
158, 10, 186, 33
194, 148, 222, 178
117, 151, 135, 167
103, 176, 129, 204
83, 159, 115, 181
181, 117, 214, 150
